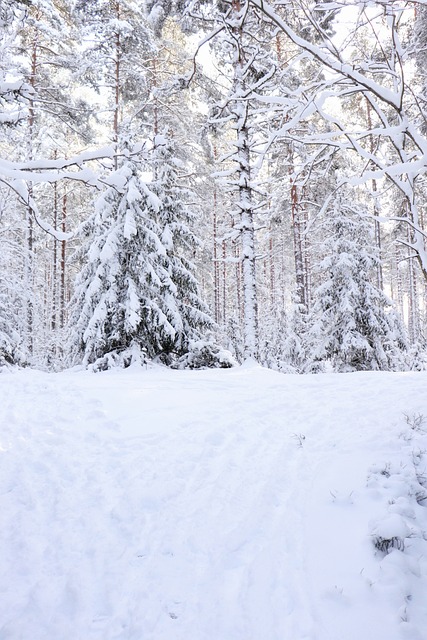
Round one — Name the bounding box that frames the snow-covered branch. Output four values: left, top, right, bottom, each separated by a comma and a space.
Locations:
0, 143, 149, 241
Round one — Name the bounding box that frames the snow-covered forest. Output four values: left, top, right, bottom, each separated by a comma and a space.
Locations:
2, 0, 427, 372
4, 4, 427, 639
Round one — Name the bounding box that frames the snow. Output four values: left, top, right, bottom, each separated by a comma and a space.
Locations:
1, 363, 427, 639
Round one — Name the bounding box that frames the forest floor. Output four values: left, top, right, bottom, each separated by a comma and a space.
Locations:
1, 361, 427, 640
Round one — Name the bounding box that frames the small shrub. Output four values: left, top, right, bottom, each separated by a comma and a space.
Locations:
373, 535, 405, 554
404, 413, 426, 433
172, 340, 237, 370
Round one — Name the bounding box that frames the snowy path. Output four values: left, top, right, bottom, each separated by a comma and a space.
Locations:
1, 364, 427, 639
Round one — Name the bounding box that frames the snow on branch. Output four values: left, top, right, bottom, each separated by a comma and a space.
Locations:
249, 0, 404, 111
0, 142, 149, 241
4, 178, 72, 241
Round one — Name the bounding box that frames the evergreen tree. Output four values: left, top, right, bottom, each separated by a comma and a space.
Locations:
68, 134, 212, 369
306, 189, 407, 372
259, 301, 308, 373
73, 0, 156, 148
0, 187, 25, 366
68, 155, 165, 368
0, 1, 32, 128
0, 3, 30, 366
0, 294, 21, 367
150, 132, 213, 359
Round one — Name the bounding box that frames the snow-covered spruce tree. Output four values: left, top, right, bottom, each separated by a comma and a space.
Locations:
0, 4, 30, 367
68, 135, 213, 370
280, 300, 309, 373
0, 202, 23, 368
259, 300, 308, 373
306, 190, 407, 373
0, 294, 21, 367
67, 155, 163, 368
150, 132, 213, 359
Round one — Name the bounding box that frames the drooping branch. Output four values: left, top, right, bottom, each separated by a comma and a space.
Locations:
0, 142, 149, 241
249, 0, 427, 280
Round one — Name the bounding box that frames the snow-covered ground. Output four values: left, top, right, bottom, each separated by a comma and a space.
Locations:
1, 361, 427, 640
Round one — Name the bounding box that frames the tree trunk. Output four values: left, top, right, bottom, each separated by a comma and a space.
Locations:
232, 0, 259, 359
113, 1, 121, 170
60, 189, 67, 329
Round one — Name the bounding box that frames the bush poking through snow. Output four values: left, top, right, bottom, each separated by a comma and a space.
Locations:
172, 341, 237, 369
373, 535, 405, 554
89, 343, 147, 372
415, 488, 427, 505
371, 514, 411, 554
404, 413, 426, 433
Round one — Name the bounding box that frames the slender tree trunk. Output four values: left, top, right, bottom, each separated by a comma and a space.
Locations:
407, 225, 420, 343
152, 57, 159, 137
24, 23, 40, 358
212, 142, 220, 324
232, 0, 259, 359
52, 153, 58, 332
60, 189, 67, 329
222, 237, 227, 324
24, 208, 34, 357
418, 205, 427, 313
290, 177, 308, 308
238, 127, 258, 358
394, 242, 404, 318
302, 203, 311, 311
213, 191, 220, 324
233, 232, 242, 324
269, 234, 275, 310
366, 102, 384, 292
113, 1, 121, 170
266, 161, 275, 311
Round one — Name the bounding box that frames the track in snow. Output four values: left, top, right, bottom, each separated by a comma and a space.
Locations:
1, 363, 427, 640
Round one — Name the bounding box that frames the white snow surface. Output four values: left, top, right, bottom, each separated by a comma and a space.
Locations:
1, 362, 427, 640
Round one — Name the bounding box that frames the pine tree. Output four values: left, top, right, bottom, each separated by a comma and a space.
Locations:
207, 0, 278, 360
73, 0, 156, 149
306, 189, 407, 373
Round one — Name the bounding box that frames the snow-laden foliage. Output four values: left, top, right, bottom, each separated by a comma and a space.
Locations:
0, 187, 25, 367
306, 191, 407, 373
0, 1, 32, 128
259, 303, 308, 374
172, 339, 236, 369
73, 0, 155, 123
407, 341, 427, 372
68, 135, 213, 370
150, 133, 213, 357
0, 303, 20, 367
0, 262, 24, 365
